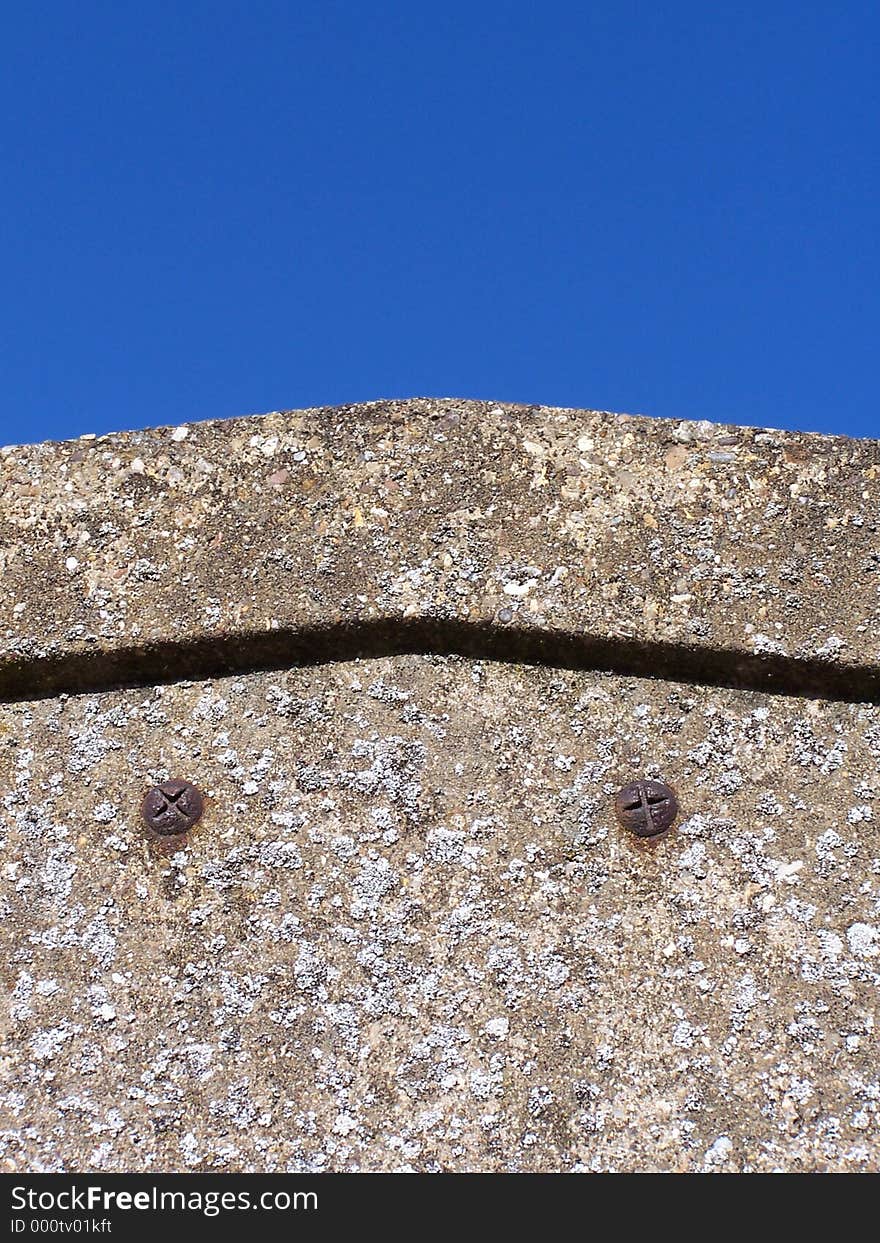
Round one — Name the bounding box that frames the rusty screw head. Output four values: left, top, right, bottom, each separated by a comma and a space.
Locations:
614, 779, 678, 838
141, 779, 204, 837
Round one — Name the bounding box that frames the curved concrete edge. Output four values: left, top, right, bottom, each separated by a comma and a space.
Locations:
2, 398, 879, 699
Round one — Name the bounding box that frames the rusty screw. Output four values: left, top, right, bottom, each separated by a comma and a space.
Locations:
141, 779, 204, 837
614, 779, 678, 838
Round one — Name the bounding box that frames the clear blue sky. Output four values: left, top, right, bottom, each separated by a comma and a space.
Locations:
2, 2, 878, 446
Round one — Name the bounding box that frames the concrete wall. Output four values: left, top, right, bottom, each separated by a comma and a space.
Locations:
2, 400, 879, 1171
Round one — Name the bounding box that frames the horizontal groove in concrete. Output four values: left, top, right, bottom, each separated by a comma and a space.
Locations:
3, 618, 880, 704
2, 398, 878, 702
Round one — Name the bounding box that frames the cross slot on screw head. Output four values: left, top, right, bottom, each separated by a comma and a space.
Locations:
141, 779, 204, 836
614, 779, 678, 838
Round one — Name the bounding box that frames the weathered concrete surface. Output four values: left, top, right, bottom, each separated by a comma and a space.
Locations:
1, 401, 879, 1173
1, 658, 879, 1172
1, 399, 879, 699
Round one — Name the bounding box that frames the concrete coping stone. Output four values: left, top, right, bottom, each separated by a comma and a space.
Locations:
2, 398, 878, 700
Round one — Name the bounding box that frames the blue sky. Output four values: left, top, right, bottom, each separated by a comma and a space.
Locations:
2, 2, 878, 446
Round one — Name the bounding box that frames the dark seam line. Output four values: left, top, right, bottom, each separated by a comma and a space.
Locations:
1, 618, 879, 706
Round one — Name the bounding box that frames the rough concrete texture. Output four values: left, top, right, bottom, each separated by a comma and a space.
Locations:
1, 401, 879, 1173
2, 658, 879, 1172
1, 399, 879, 698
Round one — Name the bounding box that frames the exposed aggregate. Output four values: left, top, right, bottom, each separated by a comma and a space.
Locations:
2, 400, 879, 1172
2, 399, 879, 686
1, 656, 879, 1172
